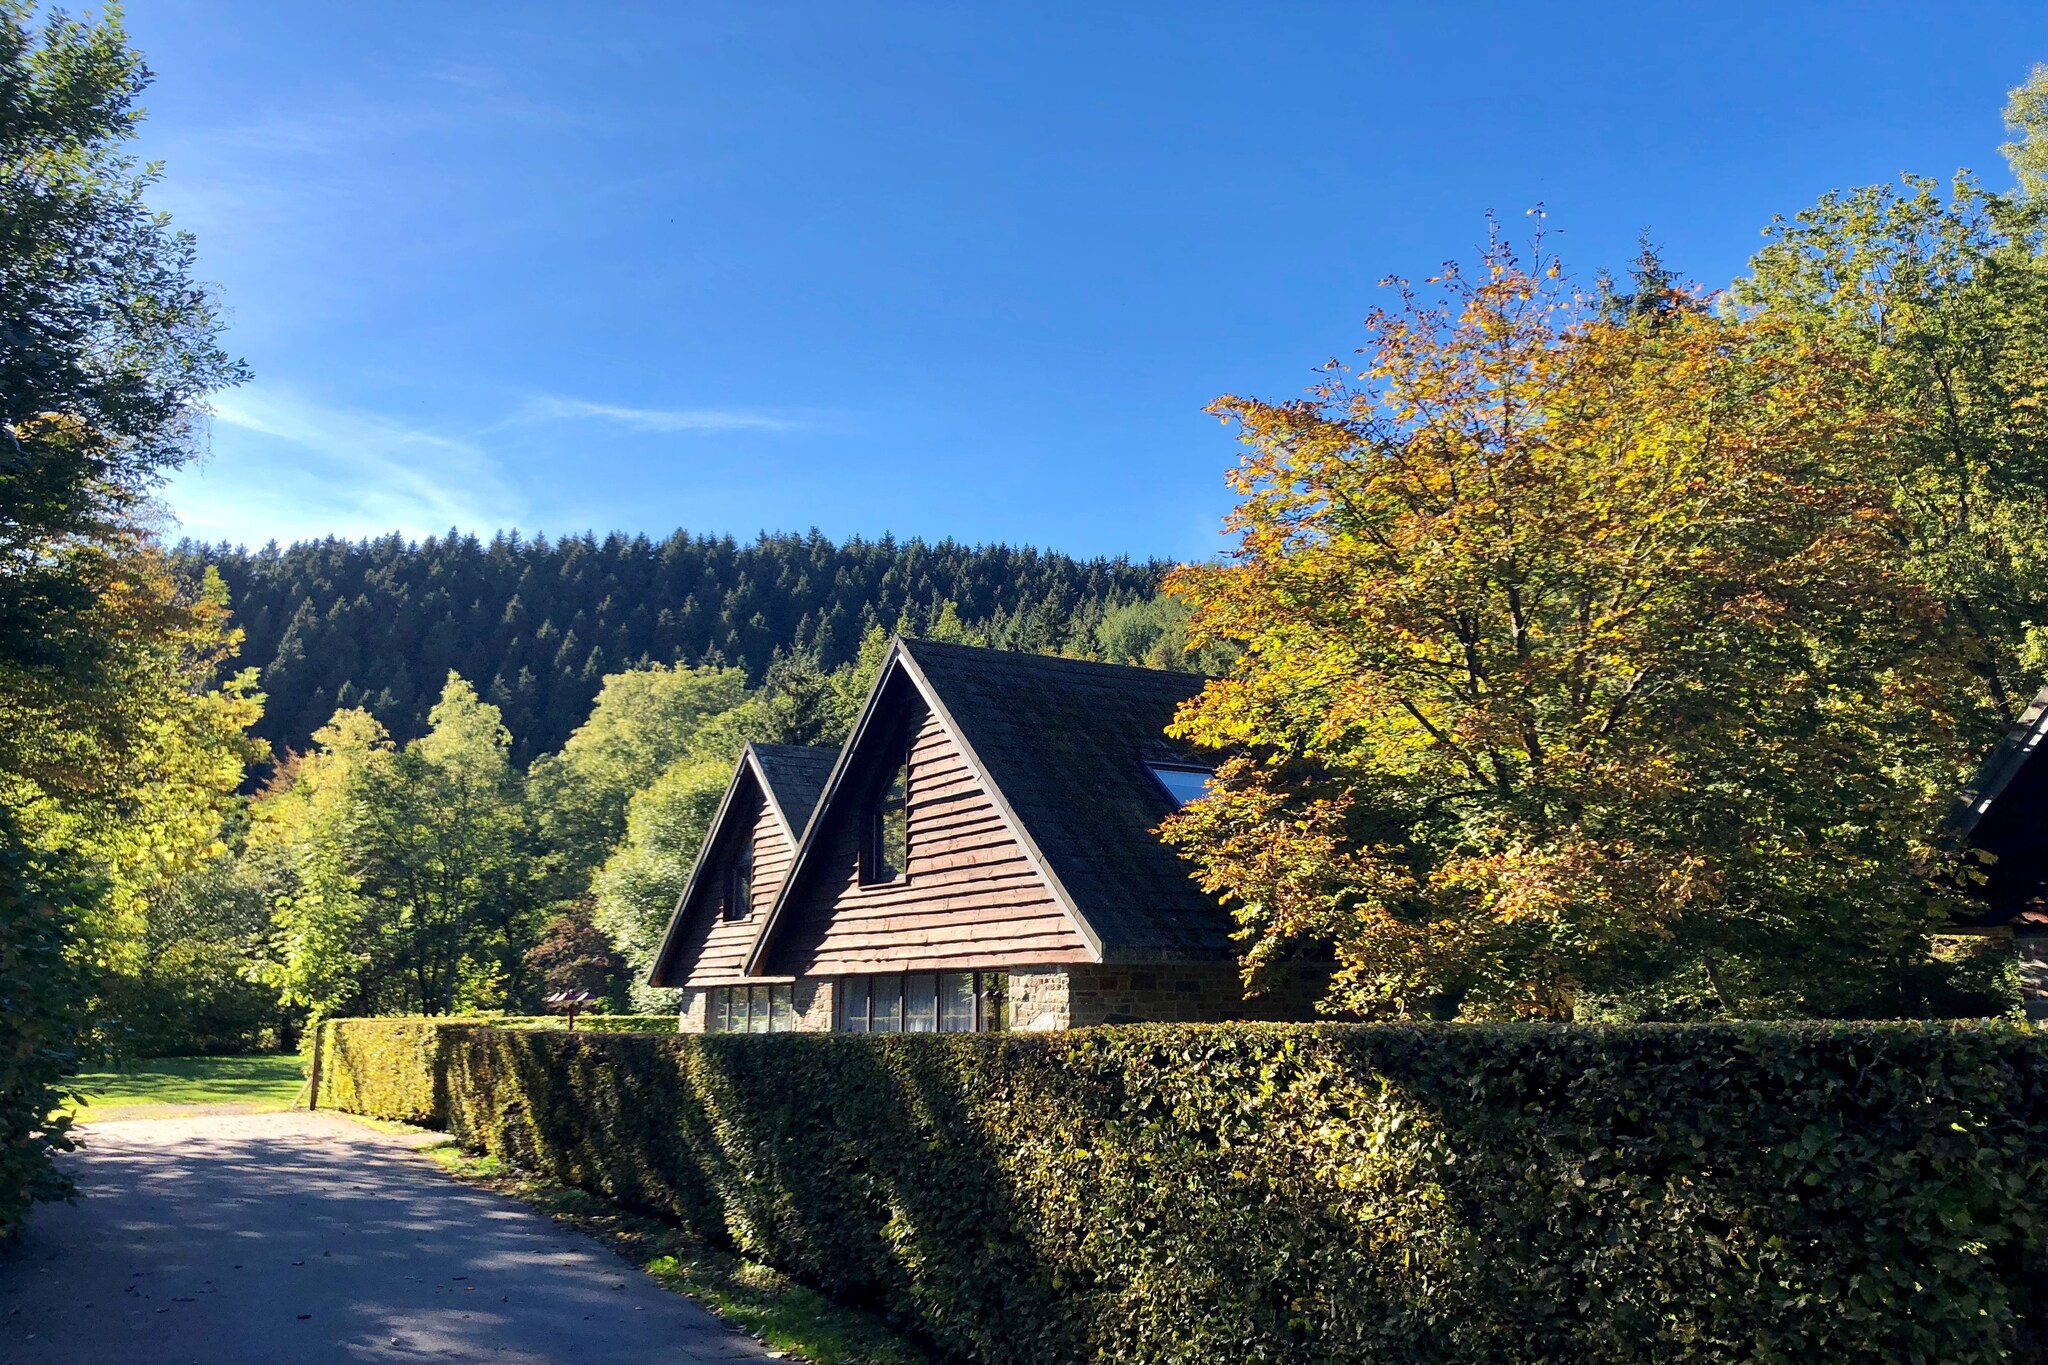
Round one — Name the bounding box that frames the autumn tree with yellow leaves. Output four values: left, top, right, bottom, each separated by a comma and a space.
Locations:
1165, 230, 1984, 1021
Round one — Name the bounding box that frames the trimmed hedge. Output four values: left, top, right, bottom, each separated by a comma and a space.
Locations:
483, 1015, 679, 1035
308, 1015, 676, 1124
315, 1020, 2048, 1363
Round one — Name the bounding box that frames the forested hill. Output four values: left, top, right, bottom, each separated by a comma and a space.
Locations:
181, 530, 1172, 763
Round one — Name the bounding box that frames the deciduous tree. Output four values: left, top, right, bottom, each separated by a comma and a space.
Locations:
1166, 234, 1973, 1020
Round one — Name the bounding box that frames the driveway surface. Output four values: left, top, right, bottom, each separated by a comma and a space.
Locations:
0, 1111, 776, 1365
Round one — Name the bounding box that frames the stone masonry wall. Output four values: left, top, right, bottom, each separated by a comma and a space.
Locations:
1008, 968, 1072, 1031
793, 978, 835, 1032
1007, 962, 1332, 1029
676, 987, 711, 1034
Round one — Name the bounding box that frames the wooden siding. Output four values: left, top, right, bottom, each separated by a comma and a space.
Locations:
763, 704, 1094, 976
661, 778, 797, 987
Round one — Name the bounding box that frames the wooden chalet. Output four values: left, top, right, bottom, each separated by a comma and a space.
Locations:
649, 637, 1326, 1033
645, 741, 836, 1032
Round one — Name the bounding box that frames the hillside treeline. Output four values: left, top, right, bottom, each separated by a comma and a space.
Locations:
182, 531, 1171, 762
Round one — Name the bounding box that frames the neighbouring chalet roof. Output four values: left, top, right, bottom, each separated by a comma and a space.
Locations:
749, 742, 837, 837
1953, 685, 2048, 931
744, 636, 1232, 972
645, 741, 836, 986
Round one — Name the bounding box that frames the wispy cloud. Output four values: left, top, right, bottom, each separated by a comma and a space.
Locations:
512, 395, 803, 434
164, 386, 528, 546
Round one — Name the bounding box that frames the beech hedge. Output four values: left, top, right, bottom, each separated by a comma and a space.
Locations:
313, 1019, 2048, 1363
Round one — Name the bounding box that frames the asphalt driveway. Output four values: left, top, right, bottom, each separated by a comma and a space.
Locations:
0, 1111, 775, 1365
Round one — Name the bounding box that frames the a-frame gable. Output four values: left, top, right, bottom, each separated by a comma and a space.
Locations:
647, 744, 806, 988
744, 639, 1102, 977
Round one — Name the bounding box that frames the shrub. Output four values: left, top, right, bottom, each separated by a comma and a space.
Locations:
315, 1019, 2048, 1363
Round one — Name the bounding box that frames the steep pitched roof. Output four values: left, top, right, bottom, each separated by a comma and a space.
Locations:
645, 741, 837, 986
1951, 686, 2048, 839
1952, 686, 2048, 929
745, 637, 1232, 971
749, 743, 836, 841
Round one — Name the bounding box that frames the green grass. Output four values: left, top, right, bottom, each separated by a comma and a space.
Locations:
61, 1054, 307, 1122
420, 1139, 930, 1365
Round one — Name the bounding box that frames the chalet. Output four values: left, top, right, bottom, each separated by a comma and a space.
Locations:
1952, 685, 2048, 1019
645, 741, 836, 1032
648, 637, 1325, 1032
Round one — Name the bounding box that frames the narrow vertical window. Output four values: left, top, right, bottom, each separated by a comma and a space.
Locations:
726, 838, 754, 921
839, 976, 870, 1033
871, 975, 903, 1033
711, 988, 730, 1034
905, 973, 938, 1033
748, 984, 771, 1034
861, 747, 909, 885
939, 973, 976, 1032
981, 972, 1009, 1032
770, 983, 794, 1032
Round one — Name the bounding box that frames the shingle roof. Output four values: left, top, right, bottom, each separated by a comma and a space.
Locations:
897, 638, 1233, 961
750, 743, 836, 838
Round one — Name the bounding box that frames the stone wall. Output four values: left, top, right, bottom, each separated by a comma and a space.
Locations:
1007, 962, 1331, 1029
794, 978, 835, 1032
1008, 968, 1071, 1031
676, 987, 711, 1034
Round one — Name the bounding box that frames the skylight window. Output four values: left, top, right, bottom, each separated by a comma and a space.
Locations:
1147, 762, 1215, 808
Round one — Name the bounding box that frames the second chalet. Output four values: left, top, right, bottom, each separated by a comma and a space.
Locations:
646, 637, 1326, 1032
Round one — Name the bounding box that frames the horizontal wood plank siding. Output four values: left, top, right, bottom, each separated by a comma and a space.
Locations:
767, 706, 1093, 975
663, 780, 796, 987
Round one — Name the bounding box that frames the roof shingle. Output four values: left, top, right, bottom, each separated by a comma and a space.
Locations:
899, 639, 1233, 962
750, 742, 836, 837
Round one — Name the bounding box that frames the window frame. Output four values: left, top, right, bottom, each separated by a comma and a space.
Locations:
707, 983, 796, 1034
859, 734, 912, 887
1145, 761, 1216, 809
724, 835, 754, 922
836, 971, 1006, 1033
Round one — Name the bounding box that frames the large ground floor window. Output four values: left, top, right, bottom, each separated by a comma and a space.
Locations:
837, 971, 1006, 1033
707, 983, 793, 1033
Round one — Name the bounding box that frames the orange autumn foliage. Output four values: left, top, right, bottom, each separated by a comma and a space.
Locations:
1164, 234, 1977, 1020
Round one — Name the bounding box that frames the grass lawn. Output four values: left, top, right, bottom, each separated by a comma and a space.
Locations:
60, 1054, 307, 1122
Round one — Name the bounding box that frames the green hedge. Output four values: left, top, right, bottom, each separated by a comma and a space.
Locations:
314, 1019, 2048, 1363
485, 1015, 678, 1034
308, 1015, 676, 1123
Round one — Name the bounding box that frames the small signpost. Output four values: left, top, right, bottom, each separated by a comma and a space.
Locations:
544, 989, 597, 1030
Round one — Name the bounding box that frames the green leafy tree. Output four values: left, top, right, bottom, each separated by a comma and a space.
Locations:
527, 663, 750, 894
2003, 63, 2048, 200
1165, 237, 1972, 1021
262, 677, 540, 1018
0, 814, 89, 1240
1730, 171, 2048, 737
103, 852, 282, 1056
590, 755, 732, 1003
0, 0, 249, 1230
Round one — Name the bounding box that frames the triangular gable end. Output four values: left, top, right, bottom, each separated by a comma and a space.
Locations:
742, 638, 1105, 977
646, 744, 806, 988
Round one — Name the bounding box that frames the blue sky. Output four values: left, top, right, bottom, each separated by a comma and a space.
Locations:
134, 1, 2048, 562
